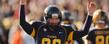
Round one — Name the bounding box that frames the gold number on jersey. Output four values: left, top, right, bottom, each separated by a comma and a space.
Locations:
66, 32, 74, 44
42, 38, 50, 44
106, 36, 109, 44
53, 39, 61, 44
96, 35, 109, 44
96, 35, 104, 44
42, 38, 61, 44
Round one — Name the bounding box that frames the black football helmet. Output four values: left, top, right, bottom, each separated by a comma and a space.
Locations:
44, 5, 62, 22
61, 10, 74, 24
62, 10, 74, 21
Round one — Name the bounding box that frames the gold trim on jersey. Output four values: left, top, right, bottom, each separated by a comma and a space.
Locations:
65, 32, 74, 44
31, 28, 35, 37
95, 31, 109, 35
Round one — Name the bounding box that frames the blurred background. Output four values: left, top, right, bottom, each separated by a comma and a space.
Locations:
0, 0, 109, 44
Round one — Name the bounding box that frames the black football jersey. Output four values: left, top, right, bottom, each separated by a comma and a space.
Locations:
20, 5, 92, 44
37, 25, 67, 44
87, 28, 109, 44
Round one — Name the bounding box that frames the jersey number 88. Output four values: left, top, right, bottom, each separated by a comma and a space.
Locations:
42, 38, 61, 44
96, 35, 109, 44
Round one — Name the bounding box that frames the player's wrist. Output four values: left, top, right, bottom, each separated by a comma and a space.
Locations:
88, 12, 93, 16
20, 0, 26, 5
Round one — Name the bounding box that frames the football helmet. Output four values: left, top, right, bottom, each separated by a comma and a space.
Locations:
44, 5, 62, 21
93, 9, 108, 25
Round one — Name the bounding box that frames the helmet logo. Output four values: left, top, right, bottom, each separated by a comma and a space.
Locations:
52, 14, 59, 17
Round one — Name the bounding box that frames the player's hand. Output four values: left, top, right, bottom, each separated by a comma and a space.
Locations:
20, 0, 26, 5
87, 2, 96, 16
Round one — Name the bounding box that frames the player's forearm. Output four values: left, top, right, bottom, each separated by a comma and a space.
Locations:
20, 4, 33, 34
73, 15, 92, 40
20, 5, 26, 25
20, 0, 27, 25
82, 15, 92, 34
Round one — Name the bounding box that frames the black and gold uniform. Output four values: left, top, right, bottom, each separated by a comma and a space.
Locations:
20, 5, 92, 44
87, 9, 109, 44
87, 28, 109, 44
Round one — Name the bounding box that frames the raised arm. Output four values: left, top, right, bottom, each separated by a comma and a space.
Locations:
19, 0, 33, 35
73, 1, 96, 40
73, 15, 92, 40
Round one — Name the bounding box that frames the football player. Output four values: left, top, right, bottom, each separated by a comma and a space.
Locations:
87, 9, 109, 44
20, 0, 93, 44
61, 10, 84, 44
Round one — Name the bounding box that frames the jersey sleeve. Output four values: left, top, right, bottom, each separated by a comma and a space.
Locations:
73, 15, 92, 40
20, 5, 33, 35
20, 5, 44, 38
87, 31, 94, 41
30, 22, 44, 38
